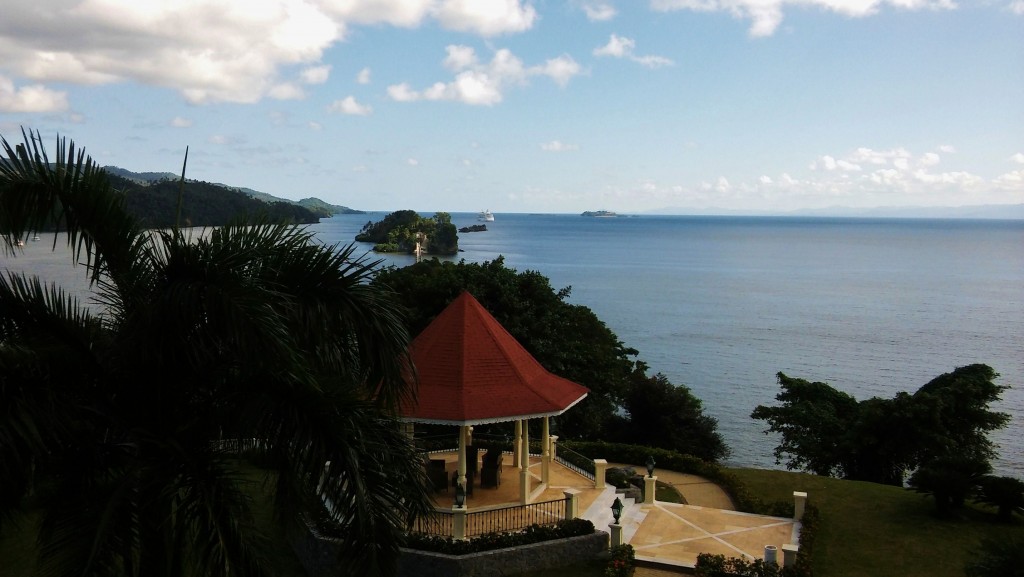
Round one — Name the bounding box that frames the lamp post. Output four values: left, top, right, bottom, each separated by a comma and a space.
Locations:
609, 497, 625, 547
611, 497, 624, 524
645, 455, 656, 478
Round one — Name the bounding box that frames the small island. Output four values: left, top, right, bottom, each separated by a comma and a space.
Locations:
355, 210, 458, 255
581, 210, 618, 217
459, 224, 488, 233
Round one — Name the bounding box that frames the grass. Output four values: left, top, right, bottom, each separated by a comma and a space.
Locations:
727, 467, 1024, 577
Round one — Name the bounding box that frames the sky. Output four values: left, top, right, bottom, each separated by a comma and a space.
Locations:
1, 0, 1022, 215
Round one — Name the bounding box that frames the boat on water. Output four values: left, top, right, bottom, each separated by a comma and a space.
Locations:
478, 209, 495, 222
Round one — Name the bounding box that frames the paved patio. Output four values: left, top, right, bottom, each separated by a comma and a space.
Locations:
425, 451, 802, 571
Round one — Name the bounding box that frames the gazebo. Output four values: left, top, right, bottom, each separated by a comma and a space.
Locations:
400, 291, 589, 505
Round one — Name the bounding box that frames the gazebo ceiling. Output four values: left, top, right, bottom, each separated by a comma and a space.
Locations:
400, 291, 589, 426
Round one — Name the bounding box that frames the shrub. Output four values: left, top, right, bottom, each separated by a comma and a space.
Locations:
404, 518, 595, 555
964, 535, 1024, 577
606, 544, 635, 577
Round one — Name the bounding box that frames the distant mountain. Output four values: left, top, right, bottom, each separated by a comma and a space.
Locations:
644, 204, 1024, 220
102, 166, 364, 218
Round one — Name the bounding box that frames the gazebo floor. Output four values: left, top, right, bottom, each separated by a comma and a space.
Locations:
425, 451, 606, 513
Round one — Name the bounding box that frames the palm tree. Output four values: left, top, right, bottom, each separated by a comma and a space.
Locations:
0, 129, 433, 577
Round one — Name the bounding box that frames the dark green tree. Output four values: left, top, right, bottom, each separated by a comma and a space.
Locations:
0, 130, 433, 577
907, 456, 992, 517
752, 365, 1009, 486
975, 476, 1024, 522
620, 372, 729, 462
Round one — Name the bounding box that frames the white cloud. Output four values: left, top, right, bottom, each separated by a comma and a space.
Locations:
301, 65, 331, 84
268, 83, 305, 100
651, 0, 956, 37
541, 140, 579, 152
938, 144, 956, 153
0, 0, 544, 107
1009, 0, 1024, 15
388, 46, 581, 106
308, 121, 322, 131
328, 95, 373, 115
357, 67, 372, 84
434, 0, 537, 36
407, 158, 419, 166
593, 34, 674, 68
387, 83, 421, 102
919, 152, 940, 166
0, 74, 67, 112
594, 34, 635, 58
170, 116, 192, 128
581, 1, 617, 20
1011, 152, 1024, 164
208, 135, 229, 145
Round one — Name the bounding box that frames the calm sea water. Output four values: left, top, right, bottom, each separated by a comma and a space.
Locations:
4, 214, 1022, 477
314, 213, 1024, 477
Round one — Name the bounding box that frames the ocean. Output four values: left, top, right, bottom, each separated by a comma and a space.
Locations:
4, 213, 1022, 477
313, 213, 1024, 477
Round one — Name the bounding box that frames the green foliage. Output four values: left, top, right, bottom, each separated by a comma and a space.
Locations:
373, 257, 637, 441
622, 372, 729, 462
908, 456, 992, 517
605, 544, 635, 577
111, 173, 322, 227
0, 130, 433, 577
355, 210, 458, 255
404, 519, 595, 555
975, 476, 1024, 522
373, 257, 727, 457
695, 553, 789, 577
964, 536, 1024, 577
751, 365, 1009, 486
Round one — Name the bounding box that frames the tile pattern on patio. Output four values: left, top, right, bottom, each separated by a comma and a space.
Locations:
424, 450, 801, 571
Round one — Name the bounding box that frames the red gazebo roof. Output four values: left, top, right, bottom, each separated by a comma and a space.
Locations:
400, 291, 589, 425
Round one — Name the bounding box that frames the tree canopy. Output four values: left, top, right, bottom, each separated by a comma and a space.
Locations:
751, 364, 1009, 485
355, 210, 458, 255
373, 257, 730, 462
0, 129, 433, 577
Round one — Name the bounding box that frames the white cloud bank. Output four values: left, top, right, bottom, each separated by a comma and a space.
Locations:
651, 0, 957, 37
580, 1, 618, 21
387, 45, 581, 106
0, 0, 539, 110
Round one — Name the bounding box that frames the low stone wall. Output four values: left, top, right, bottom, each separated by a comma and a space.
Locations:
396, 532, 609, 577
289, 521, 608, 577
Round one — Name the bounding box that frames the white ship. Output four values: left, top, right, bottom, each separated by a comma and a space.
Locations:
478, 209, 495, 222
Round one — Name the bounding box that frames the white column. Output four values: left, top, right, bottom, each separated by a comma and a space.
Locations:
541, 416, 550, 483
519, 418, 531, 503
563, 489, 580, 520
594, 459, 608, 490
609, 523, 623, 548
782, 544, 799, 567
513, 421, 522, 469
644, 475, 657, 505
793, 491, 807, 520
457, 425, 468, 489
453, 505, 468, 540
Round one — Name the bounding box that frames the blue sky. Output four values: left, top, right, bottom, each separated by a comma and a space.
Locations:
1, 0, 1022, 214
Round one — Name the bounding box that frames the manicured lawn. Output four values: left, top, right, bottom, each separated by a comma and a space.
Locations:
727, 467, 1024, 577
